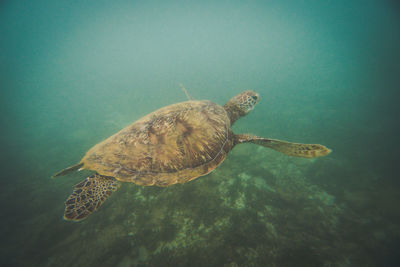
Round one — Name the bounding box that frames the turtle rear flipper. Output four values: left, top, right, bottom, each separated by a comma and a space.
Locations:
64, 174, 120, 221
236, 134, 331, 158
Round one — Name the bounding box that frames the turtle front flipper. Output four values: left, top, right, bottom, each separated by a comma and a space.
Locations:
236, 134, 331, 158
64, 173, 120, 221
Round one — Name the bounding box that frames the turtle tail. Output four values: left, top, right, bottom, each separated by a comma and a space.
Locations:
52, 163, 84, 178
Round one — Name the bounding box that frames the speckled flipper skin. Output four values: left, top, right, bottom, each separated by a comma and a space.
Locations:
64, 174, 120, 221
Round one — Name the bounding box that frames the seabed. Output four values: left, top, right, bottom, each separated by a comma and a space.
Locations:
28, 144, 392, 267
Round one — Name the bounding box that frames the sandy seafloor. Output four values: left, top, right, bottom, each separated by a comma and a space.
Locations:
1, 0, 400, 266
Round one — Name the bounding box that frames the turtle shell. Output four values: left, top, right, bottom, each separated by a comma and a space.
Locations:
81, 100, 234, 186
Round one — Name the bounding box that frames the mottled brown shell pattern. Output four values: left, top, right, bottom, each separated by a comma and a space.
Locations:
81, 100, 234, 186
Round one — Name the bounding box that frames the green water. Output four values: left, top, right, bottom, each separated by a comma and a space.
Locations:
1, 0, 399, 266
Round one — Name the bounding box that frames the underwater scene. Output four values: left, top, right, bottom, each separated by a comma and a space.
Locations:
1, 0, 399, 266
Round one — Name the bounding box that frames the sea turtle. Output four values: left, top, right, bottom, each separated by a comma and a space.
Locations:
53, 91, 331, 221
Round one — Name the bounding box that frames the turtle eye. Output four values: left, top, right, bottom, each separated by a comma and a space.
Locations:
251, 95, 258, 101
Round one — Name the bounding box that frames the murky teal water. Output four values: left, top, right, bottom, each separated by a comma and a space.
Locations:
1, 0, 399, 266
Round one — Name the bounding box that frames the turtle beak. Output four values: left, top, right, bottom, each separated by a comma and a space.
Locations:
246, 91, 260, 111
251, 93, 260, 105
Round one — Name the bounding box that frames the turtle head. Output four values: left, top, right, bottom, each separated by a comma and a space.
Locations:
223, 90, 260, 124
